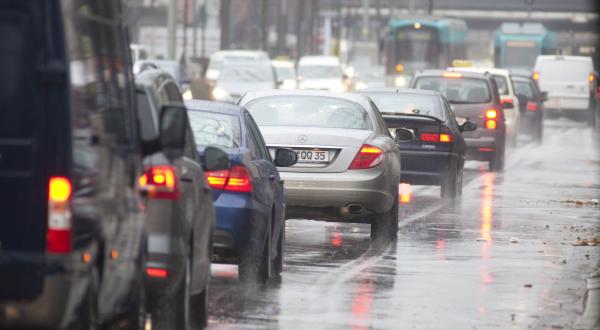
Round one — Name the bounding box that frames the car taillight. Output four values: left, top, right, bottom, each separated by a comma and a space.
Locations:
589, 73, 595, 83
532, 72, 540, 81
419, 133, 452, 143
526, 101, 539, 112
485, 109, 497, 129
138, 165, 180, 200
47, 177, 72, 254
146, 267, 168, 278
349, 145, 384, 170
205, 165, 253, 193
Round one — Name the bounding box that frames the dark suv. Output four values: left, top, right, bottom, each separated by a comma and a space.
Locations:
410, 70, 508, 172
135, 69, 228, 328
0, 1, 175, 328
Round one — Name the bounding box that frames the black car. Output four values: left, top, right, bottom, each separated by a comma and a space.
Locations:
135, 70, 229, 328
511, 73, 546, 144
0, 0, 170, 328
410, 70, 508, 172
360, 89, 476, 198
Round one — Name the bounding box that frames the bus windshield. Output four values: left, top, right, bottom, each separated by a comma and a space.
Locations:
504, 43, 538, 68
395, 28, 439, 70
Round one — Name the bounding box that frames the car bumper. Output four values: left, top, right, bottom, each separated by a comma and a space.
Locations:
213, 192, 254, 253
545, 96, 589, 111
0, 255, 87, 328
281, 167, 394, 222
463, 129, 503, 161
400, 150, 458, 185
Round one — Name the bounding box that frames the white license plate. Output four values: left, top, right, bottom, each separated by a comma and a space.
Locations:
295, 149, 330, 163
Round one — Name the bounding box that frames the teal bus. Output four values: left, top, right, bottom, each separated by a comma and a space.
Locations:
383, 17, 468, 87
494, 23, 557, 69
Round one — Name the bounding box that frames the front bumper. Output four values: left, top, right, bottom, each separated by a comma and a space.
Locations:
281, 167, 394, 222
399, 150, 458, 185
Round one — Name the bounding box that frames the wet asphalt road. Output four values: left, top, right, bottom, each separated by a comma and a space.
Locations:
207, 118, 600, 330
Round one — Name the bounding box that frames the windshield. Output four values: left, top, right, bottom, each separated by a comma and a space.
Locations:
298, 65, 342, 79
246, 96, 369, 129
274, 66, 295, 80
188, 111, 241, 148
364, 92, 444, 120
218, 64, 274, 83
537, 59, 592, 81
414, 77, 491, 104
394, 28, 439, 70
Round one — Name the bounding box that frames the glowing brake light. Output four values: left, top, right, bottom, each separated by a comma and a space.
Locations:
532, 72, 540, 81
419, 133, 453, 143
442, 72, 462, 78
138, 166, 180, 200
526, 102, 539, 112
589, 74, 595, 82
205, 165, 253, 193
486, 109, 497, 119
47, 177, 72, 254
349, 145, 384, 170
485, 120, 497, 129
146, 267, 168, 278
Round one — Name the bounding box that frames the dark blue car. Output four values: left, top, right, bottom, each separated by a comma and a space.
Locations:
185, 100, 297, 284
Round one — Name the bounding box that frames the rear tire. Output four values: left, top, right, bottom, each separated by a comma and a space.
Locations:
70, 268, 99, 330
441, 164, 461, 200
189, 281, 209, 329
488, 143, 505, 172
239, 214, 272, 285
273, 222, 285, 283
370, 194, 398, 241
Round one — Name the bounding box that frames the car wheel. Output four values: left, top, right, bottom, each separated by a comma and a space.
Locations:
489, 143, 505, 172
189, 278, 209, 329
441, 165, 459, 200
239, 214, 272, 285
370, 194, 398, 241
273, 221, 285, 282
127, 277, 147, 330
70, 268, 99, 330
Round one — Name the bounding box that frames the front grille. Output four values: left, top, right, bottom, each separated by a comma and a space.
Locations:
393, 128, 415, 142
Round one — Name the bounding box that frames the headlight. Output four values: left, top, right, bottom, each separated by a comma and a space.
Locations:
212, 87, 229, 100
395, 76, 407, 87
182, 89, 193, 101
355, 82, 369, 90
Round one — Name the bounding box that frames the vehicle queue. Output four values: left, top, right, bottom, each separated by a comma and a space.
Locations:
0, 2, 599, 329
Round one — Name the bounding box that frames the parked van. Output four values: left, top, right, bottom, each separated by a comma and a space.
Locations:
0, 1, 184, 328
533, 55, 595, 121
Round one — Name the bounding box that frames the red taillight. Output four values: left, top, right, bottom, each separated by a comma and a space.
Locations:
349, 145, 384, 170
485, 109, 497, 130
138, 166, 180, 200
526, 101, 539, 112
47, 177, 72, 254
205, 165, 253, 193
419, 133, 452, 143
146, 267, 168, 278
486, 109, 497, 119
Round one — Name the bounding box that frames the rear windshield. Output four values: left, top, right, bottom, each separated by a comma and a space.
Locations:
298, 65, 342, 79
413, 77, 491, 104
246, 96, 369, 130
218, 64, 274, 83
364, 92, 444, 120
274, 66, 295, 80
514, 80, 535, 99
537, 59, 592, 82
188, 111, 242, 149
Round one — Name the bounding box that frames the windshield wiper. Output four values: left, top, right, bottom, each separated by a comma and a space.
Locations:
381, 112, 443, 123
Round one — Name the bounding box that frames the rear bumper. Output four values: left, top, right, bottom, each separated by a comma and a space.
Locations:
463, 129, 504, 161
213, 192, 254, 253
399, 150, 458, 185
281, 167, 394, 222
545, 96, 590, 111
0, 255, 86, 328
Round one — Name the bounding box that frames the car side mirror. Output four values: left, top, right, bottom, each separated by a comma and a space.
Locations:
460, 121, 477, 132
159, 104, 188, 158
202, 146, 230, 172
502, 100, 514, 110
540, 91, 549, 102
273, 148, 298, 167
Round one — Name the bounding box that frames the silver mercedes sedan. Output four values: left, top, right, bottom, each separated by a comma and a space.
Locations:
238, 90, 401, 240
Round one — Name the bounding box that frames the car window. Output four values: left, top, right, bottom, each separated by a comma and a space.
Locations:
414, 77, 491, 104
135, 90, 159, 142
245, 113, 271, 161
184, 123, 196, 159
364, 92, 445, 120
368, 100, 389, 135
246, 96, 370, 130
492, 75, 509, 95
187, 111, 242, 149
443, 99, 460, 130
514, 80, 535, 99
218, 63, 274, 83
298, 65, 342, 79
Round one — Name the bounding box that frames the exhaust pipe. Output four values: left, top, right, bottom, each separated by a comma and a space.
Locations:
347, 204, 364, 214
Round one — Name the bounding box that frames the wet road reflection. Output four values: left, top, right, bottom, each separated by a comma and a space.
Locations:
207, 119, 600, 329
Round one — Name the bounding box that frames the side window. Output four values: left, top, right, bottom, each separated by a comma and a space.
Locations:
369, 101, 388, 136
443, 99, 460, 130
245, 113, 271, 161
165, 82, 183, 103
184, 122, 196, 159
135, 89, 158, 142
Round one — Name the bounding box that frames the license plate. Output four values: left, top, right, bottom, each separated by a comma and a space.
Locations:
295, 149, 330, 163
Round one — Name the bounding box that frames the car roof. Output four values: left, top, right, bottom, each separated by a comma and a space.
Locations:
359, 88, 443, 97
414, 69, 491, 80
448, 67, 510, 77
185, 100, 244, 117
240, 90, 374, 111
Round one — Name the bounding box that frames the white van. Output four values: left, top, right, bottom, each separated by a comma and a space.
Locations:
533, 55, 595, 115
297, 56, 347, 92
205, 50, 270, 81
